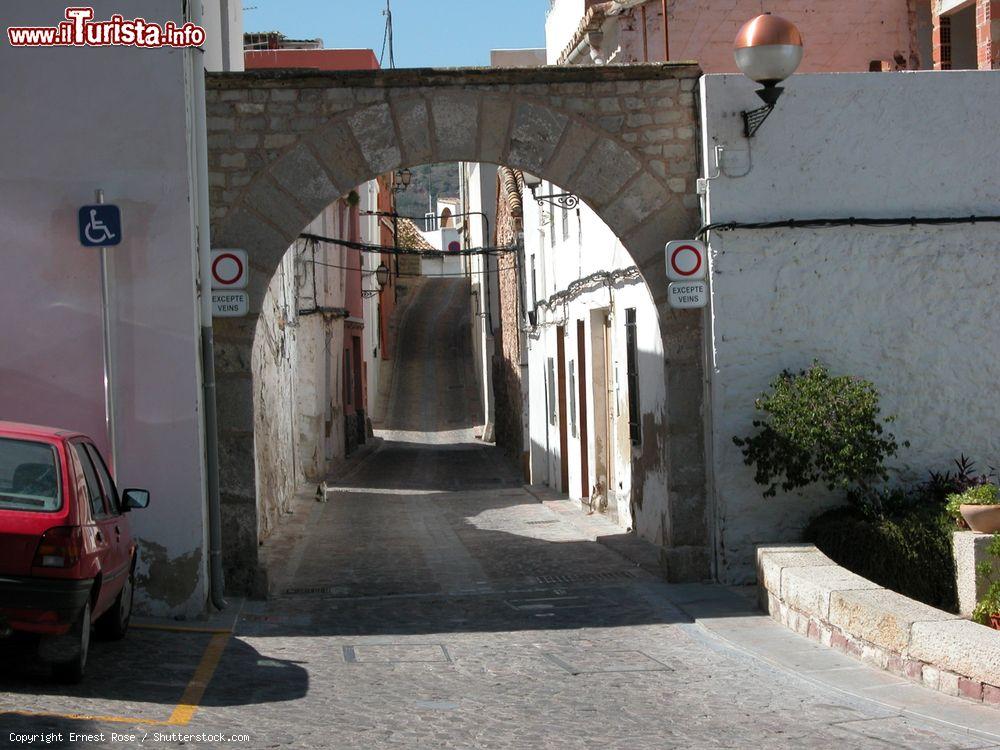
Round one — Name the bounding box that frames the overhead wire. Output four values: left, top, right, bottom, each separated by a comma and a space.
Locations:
299, 231, 516, 258
698, 214, 1000, 239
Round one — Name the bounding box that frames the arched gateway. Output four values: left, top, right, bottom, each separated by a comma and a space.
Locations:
205, 63, 709, 594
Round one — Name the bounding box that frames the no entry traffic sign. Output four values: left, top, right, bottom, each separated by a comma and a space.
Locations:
665, 240, 706, 282
211, 249, 248, 290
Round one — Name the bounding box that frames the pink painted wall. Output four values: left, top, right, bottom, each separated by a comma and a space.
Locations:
611, 1, 919, 72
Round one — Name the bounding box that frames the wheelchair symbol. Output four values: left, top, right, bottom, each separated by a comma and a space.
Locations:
84, 209, 116, 244
78, 204, 122, 247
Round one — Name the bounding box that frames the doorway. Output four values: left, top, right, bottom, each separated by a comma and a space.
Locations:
589, 308, 613, 517
577, 320, 590, 500
556, 325, 569, 494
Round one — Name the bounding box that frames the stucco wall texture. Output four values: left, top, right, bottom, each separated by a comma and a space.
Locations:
0, 1, 208, 617
701, 72, 1000, 583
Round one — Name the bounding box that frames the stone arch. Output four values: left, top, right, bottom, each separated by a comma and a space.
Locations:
206, 65, 709, 594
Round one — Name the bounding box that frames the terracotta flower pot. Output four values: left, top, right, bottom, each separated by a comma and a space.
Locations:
991, 614, 1000, 631
960, 504, 1000, 534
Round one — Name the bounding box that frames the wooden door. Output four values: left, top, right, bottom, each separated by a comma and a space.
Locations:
556, 326, 569, 493
577, 320, 590, 499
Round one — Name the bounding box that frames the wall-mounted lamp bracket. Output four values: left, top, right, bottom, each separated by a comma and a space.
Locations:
741, 104, 774, 138
532, 191, 580, 209
741, 85, 784, 138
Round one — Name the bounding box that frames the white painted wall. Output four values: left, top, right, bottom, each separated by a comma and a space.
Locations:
0, 0, 222, 616
202, 0, 245, 73
361, 181, 386, 423
462, 163, 500, 436
701, 71, 1000, 583
545, 0, 587, 64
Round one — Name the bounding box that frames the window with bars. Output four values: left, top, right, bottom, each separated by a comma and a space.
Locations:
625, 308, 641, 445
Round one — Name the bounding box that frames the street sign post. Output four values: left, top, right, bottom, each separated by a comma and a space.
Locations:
667, 280, 708, 309
211, 249, 248, 290
665, 240, 706, 281
80, 191, 121, 471
212, 291, 249, 317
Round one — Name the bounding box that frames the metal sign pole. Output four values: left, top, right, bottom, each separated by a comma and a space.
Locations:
95, 188, 118, 472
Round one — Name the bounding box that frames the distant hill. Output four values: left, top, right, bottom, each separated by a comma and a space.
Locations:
395, 163, 462, 220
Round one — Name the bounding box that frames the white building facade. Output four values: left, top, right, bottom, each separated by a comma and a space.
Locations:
520, 180, 668, 538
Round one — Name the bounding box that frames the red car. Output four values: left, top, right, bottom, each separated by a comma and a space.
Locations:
0, 422, 149, 682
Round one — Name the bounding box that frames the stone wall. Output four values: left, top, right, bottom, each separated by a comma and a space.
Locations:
205, 63, 709, 591
493, 167, 527, 476
758, 544, 1000, 706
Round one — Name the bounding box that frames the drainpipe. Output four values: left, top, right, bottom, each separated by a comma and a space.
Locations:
190, 0, 227, 611
661, 0, 670, 60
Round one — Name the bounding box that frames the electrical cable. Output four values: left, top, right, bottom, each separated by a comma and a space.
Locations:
306, 257, 519, 280
299, 231, 515, 257
698, 214, 1000, 239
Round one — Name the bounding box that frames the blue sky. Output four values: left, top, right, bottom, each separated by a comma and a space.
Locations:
243, 0, 549, 68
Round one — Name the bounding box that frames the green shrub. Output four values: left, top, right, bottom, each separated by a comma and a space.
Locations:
973, 535, 1000, 626
805, 505, 958, 612
946, 483, 999, 522
733, 362, 905, 499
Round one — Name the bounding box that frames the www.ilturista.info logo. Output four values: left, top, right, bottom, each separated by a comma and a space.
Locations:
7, 7, 206, 48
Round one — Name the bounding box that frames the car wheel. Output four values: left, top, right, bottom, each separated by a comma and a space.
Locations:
96, 564, 134, 641
52, 601, 90, 684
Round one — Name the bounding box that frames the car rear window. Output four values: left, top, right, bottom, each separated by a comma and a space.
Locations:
0, 438, 61, 512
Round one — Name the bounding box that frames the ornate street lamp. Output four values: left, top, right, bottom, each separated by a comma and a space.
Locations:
392, 167, 412, 194
521, 171, 579, 210
362, 262, 391, 298
734, 13, 803, 137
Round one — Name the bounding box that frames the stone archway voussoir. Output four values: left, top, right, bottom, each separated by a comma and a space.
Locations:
307, 124, 372, 198
430, 94, 481, 163
568, 137, 641, 209
390, 96, 434, 166
269, 142, 339, 225
507, 101, 569, 174
348, 103, 402, 176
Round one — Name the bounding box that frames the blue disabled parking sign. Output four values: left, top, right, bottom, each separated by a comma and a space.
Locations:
79, 204, 122, 247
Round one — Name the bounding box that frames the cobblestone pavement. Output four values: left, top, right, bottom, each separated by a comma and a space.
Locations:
3, 279, 1000, 749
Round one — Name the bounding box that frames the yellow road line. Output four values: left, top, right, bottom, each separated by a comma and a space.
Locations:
166, 632, 230, 726
2, 631, 231, 728
132, 623, 233, 635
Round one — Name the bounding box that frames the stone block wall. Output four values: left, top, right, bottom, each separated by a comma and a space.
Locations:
758, 544, 1000, 706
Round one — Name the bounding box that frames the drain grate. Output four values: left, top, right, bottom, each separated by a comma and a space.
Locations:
533, 570, 638, 585
282, 585, 339, 596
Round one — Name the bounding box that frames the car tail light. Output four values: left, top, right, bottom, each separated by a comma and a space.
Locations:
32, 527, 83, 569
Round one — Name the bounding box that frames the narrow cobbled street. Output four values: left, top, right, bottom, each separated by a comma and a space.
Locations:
4, 280, 999, 748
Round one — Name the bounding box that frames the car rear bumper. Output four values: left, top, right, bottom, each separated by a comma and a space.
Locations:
0, 576, 93, 635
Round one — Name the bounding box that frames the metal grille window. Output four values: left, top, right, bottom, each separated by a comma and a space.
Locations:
625, 308, 641, 445
547, 357, 557, 426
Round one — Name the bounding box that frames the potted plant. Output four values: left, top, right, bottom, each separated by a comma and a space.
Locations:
947, 483, 1000, 534
973, 536, 1000, 630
